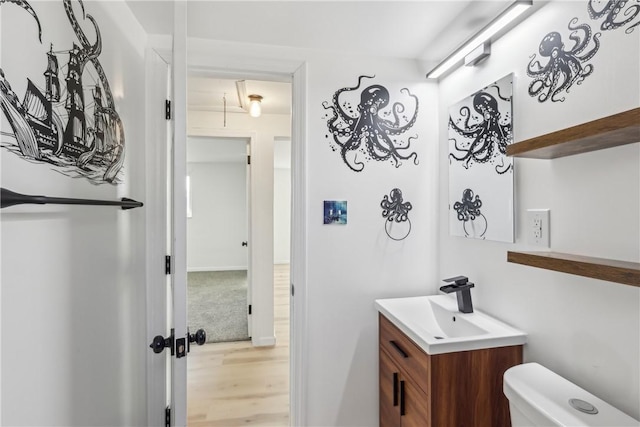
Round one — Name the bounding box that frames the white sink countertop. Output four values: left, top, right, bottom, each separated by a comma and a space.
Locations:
375, 295, 527, 355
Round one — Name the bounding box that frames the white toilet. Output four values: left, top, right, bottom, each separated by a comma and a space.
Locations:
504, 363, 639, 426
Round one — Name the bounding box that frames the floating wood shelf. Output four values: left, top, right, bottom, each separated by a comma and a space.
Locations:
507, 107, 640, 159
507, 251, 640, 287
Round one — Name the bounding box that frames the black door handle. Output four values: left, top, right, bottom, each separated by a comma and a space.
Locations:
390, 340, 408, 358
187, 328, 206, 352
400, 380, 406, 416
393, 372, 399, 406
242, 241, 248, 247
149, 330, 174, 355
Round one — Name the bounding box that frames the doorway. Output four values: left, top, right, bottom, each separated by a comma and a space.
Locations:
186, 136, 251, 344
184, 74, 293, 425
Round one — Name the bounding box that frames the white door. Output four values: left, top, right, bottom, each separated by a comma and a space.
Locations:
148, 3, 202, 425
144, 45, 172, 427
246, 140, 252, 338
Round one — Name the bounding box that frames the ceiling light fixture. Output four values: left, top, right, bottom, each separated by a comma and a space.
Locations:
248, 94, 263, 118
426, 0, 532, 80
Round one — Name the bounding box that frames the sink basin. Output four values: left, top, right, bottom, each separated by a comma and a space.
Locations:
375, 295, 527, 355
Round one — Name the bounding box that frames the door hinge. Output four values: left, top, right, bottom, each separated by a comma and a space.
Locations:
165, 100, 171, 120
247, 155, 251, 165
165, 406, 171, 427
248, 304, 252, 315
165, 255, 171, 274
291, 283, 295, 296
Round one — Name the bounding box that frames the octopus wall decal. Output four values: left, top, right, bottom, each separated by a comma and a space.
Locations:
448, 86, 513, 174
588, 0, 640, 33
322, 75, 419, 172
453, 189, 487, 239
527, 18, 601, 103
380, 188, 412, 241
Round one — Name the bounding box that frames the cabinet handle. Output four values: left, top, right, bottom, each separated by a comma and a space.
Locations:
400, 380, 406, 416
393, 372, 399, 406
390, 340, 408, 358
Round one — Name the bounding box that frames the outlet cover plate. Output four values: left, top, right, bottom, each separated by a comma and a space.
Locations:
527, 209, 550, 247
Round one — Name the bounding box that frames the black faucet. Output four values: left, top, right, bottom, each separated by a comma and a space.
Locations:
439, 276, 475, 313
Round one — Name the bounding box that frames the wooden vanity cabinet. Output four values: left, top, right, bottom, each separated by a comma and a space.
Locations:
379, 313, 522, 427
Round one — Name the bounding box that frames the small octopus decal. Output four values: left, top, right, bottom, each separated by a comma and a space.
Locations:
588, 0, 640, 33
322, 75, 419, 172
449, 88, 513, 174
453, 189, 487, 239
380, 188, 412, 241
527, 18, 601, 103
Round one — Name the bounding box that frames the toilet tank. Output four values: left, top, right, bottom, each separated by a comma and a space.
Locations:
503, 363, 639, 427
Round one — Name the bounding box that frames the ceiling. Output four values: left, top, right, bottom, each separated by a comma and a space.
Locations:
125, 1, 517, 115
188, 76, 292, 115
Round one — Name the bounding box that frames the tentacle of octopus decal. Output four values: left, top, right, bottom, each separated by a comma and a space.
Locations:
0, 0, 42, 41
527, 18, 601, 103
588, 0, 640, 33
322, 75, 419, 172
448, 74, 513, 243
0, 0, 126, 184
453, 189, 487, 239
380, 188, 412, 241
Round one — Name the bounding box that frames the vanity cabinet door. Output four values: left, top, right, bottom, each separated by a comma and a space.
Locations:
380, 349, 430, 427
398, 375, 429, 427
380, 314, 432, 427
379, 349, 401, 427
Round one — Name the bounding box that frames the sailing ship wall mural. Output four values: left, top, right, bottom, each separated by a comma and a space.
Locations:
0, 0, 126, 185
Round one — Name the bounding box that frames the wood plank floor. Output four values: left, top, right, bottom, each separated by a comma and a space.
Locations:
188, 264, 290, 426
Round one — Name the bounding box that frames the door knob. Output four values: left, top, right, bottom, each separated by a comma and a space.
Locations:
242, 241, 248, 247
149, 332, 174, 355
187, 328, 206, 352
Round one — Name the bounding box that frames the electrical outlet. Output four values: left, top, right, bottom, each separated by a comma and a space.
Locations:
527, 209, 550, 247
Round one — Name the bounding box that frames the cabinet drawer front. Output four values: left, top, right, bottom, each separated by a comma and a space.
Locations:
379, 314, 430, 395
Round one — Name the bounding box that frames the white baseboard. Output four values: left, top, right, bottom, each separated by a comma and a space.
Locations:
187, 266, 248, 272
252, 336, 276, 347
274, 260, 290, 265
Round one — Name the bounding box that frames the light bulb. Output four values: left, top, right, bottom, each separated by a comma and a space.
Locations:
248, 94, 263, 118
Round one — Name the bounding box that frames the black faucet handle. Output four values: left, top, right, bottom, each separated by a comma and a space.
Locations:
443, 275, 469, 286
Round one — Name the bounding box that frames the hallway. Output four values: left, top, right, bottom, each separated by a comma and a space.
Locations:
187, 264, 290, 426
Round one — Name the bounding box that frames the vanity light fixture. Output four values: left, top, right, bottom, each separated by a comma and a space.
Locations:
248, 94, 263, 118
426, 0, 532, 79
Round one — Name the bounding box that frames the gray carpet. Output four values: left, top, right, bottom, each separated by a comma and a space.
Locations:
188, 270, 250, 343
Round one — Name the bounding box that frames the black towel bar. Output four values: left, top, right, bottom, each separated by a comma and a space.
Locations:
0, 187, 143, 210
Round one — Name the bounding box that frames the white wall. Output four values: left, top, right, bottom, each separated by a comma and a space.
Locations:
438, 1, 640, 420
305, 55, 440, 427
1, 1, 148, 425
187, 161, 247, 271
